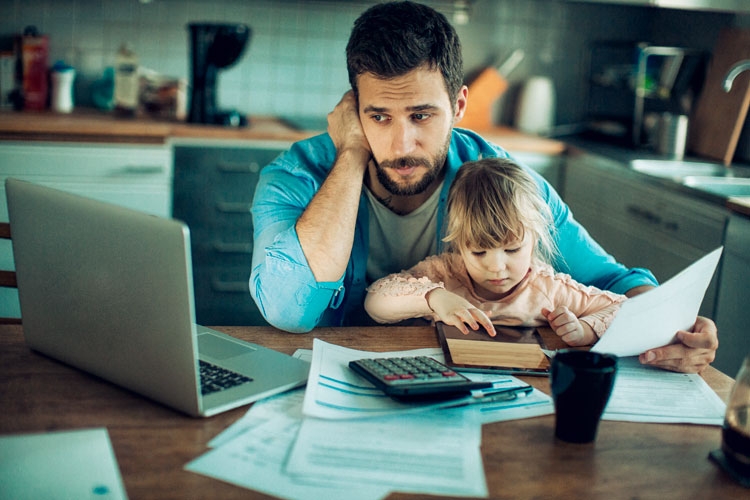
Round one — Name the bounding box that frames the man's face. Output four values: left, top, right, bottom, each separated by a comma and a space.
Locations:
357, 66, 467, 196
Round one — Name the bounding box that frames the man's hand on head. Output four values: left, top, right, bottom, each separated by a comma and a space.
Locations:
328, 90, 371, 161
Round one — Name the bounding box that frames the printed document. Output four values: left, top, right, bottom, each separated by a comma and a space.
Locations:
592, 247, 722, 357
186, 413, 390, 500
603, 357, 726, 425
286, 408, 488, 498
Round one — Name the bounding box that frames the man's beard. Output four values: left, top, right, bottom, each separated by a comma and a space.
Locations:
374, 134, 451, 196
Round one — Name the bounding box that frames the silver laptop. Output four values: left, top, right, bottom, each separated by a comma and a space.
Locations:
5, 177, 309, 417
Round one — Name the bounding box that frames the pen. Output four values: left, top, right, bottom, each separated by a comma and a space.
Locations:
449, 385, 534, 408
474, 385, 533, 400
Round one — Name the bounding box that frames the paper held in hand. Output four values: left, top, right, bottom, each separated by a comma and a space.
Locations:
591, 247, 723, 357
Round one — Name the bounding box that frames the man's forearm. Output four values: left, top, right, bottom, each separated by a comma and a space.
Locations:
296, 147, 370, 282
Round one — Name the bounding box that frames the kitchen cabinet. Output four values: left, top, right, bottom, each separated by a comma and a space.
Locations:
0, 140, 173, 319
172, 141, 291, 326
714, 213, 750, 377
563, 150, 728, 318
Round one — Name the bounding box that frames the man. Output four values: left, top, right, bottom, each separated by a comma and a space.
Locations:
250, 1, 717, 373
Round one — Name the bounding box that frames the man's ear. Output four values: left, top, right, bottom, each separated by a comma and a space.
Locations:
453, 85, 469, 124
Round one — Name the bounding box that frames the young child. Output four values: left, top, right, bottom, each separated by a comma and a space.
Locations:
364, 158, 626, 347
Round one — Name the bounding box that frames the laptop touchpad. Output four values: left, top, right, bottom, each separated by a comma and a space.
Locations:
198, 333, 257, 360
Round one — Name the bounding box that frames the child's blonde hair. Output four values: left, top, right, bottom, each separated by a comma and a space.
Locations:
443, 158, 558, 264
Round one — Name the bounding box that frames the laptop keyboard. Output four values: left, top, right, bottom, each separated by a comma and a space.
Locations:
199, 360, 253, 395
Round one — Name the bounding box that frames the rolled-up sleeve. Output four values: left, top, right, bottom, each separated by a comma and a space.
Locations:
250, 138, 344, 333
251, 224, 343, 333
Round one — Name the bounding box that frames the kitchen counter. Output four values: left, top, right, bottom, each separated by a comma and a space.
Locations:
0, 110, 567, 154
0, 109, 314, 144
564, 136, 750, 219
464, 126, 567, 155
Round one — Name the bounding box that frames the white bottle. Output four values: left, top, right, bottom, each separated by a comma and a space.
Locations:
114, 44, 138, 116
50, 61, 75, 113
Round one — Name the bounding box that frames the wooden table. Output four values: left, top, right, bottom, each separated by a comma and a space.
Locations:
0, 324, 745, 499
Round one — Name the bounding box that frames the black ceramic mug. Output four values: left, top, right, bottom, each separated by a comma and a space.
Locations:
550, 349, 618, 443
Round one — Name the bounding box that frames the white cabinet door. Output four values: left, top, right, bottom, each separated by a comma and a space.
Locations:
0, 141, 173, 220
0, 141, 173, 318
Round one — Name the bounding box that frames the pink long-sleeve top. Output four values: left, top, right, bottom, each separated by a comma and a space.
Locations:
365, 253, 627, 338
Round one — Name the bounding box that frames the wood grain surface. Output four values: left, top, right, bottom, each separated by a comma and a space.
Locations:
0, 323, 744, 500
688, 27, 750, 165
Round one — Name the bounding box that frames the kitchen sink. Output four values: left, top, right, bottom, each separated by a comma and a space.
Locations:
630, 159, 730, 180
682, 176, 750, 197
630, 159, 750, 197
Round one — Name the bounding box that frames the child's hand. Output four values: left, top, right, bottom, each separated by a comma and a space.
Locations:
542, 306, 594, 346
426, 288, 496, 336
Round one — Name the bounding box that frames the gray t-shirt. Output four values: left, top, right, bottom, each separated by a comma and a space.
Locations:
364, 181, 443, 283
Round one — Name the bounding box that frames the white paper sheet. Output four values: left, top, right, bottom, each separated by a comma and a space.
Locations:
591, 247, 723, 357
285, 409, 488, 498
186, 414, 391, 500
602, 357, 726, 425
0, 428, 128, 500
208, 386, 307, 449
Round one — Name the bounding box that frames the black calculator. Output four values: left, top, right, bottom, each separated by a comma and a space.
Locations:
349, 355, 493, 402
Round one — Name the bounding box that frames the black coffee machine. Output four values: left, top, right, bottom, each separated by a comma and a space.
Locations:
188, 23, 251, 127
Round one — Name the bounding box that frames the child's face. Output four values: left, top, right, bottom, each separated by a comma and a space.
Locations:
460, 232, 534, 301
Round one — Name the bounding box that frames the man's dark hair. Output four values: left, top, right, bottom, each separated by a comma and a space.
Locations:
346, 1, 463, 104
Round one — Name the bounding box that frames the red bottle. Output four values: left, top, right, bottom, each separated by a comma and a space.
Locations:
17, 26, 49, 111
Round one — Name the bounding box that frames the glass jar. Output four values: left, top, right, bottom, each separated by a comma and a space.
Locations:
713, 355, 750, 486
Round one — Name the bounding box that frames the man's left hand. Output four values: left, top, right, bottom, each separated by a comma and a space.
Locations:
638, 316, 718, 374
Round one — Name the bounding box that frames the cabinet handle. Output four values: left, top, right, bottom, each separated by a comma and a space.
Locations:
217, 161, 260, 173
626, 205, 661, 225
120, 165, 166, 175
213, 241, 253, 254
211, 278, 250, 293
215, 201, 252, 213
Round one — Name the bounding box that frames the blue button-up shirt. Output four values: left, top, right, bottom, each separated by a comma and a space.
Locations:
250, 128, 657, 332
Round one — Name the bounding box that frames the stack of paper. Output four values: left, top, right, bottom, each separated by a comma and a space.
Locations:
186, 339, 553, 499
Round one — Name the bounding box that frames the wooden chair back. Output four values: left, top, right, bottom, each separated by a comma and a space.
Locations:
0, 222, 21, 324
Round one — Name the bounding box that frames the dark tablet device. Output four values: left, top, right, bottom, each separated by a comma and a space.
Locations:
436, 321, 551, 376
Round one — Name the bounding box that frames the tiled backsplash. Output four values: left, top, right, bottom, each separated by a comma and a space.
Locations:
0, 0, 744, 125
